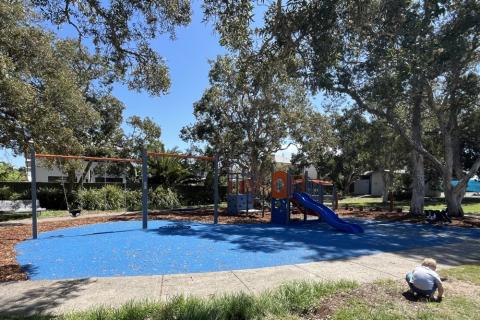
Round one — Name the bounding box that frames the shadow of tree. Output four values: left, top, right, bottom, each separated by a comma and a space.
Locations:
148, 220, 480, 263
16, 219, 480, 281
0, 278, 93, 317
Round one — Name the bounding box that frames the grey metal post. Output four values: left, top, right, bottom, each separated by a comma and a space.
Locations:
304, 170, 309, 193
235, 173, 239, 194
213, 154, 219, 224
320, 184, 324, 204
333, 185, 337, 210
287, 172, 292, 224
30, 144, 38, 239
141, 148, 148, 229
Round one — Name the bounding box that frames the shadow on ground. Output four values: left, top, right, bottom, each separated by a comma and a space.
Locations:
15, 219, 480, 280
0, 278, 93, 317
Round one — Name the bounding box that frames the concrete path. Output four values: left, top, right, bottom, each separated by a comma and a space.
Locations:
1, 239, 479, 317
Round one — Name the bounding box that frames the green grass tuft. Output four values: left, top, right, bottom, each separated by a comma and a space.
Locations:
14, 280, 356, 320
440, 264, 480, 285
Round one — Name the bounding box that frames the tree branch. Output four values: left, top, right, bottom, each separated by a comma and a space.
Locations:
453, 157, 480, 193
338, 85, 445, 172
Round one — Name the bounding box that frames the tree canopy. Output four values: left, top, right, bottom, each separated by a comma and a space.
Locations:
30, 0, 192, 95
1, 2, 101, 155
181, 53, 310, 190
205, 0, 480, 215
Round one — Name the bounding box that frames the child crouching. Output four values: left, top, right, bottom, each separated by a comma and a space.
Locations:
405, 258, 444, 300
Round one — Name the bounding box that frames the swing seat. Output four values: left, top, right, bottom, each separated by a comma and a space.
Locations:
69, 209, 82, 217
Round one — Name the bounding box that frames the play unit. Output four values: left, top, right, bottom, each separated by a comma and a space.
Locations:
270, 170, 364, 233
226, 172, 254, 214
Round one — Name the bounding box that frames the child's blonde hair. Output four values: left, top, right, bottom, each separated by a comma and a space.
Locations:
422, 258, 437, 270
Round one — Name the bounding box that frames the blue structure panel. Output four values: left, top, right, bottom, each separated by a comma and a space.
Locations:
227, 194, 253, 214
16, 220, 480, 280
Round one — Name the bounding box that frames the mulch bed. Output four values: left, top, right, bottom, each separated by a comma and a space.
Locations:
0, 210, 269, 282
337, 209, 480, 228
1, 208, 478, 283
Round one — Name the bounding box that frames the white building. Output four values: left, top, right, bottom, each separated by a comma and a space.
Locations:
353, 171, 385, 196
26, 159, 126, 183
353, 170, 440, 197
273, 153, 318, 179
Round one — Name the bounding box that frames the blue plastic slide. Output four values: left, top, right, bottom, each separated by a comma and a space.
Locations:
293, 192, 364, 233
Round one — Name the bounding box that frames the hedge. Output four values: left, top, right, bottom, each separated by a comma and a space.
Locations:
0, 182, 227, 210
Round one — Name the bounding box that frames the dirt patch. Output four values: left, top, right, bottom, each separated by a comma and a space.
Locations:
0, 209, 269, 282
309, 282, 400, 319
443, 277, 480, 297
308, 277, 480, 319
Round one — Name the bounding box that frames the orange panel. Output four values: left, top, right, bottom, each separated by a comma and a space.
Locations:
239, 180, 245, 193
271, 171, 288, 199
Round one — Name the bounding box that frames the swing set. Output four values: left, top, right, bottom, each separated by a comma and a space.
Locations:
29, 146, 219, 239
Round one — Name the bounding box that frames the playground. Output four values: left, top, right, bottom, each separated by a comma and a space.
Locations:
0, 164, 478, 282
1, 155, 479, 317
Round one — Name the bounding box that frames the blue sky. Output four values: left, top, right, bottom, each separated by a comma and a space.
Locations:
1, 2, 306, 167
113, 2, 225, 151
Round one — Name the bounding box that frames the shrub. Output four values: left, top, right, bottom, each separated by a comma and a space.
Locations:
38, 187, 68, 209
0, 186, 24, 200
125, 190, 142, 211
76, 185, 181, 211
77, 185, 126, 210
149, 186, 181, 209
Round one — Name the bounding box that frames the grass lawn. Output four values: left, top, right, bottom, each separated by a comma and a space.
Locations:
10, 265, 480, 320
339, 196, 480, 214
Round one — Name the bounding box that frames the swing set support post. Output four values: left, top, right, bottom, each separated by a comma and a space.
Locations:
30, 144, 38, 239
142, 148, 148, 229
213, 154, 219, 224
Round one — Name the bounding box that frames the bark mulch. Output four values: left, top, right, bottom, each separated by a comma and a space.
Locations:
0, 210, 270, 283
338, 209, 480, 228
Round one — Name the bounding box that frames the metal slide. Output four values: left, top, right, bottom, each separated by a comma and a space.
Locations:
293, 192, 364, 233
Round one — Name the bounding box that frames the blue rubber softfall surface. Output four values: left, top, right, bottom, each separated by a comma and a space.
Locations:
16, 220, 480, 280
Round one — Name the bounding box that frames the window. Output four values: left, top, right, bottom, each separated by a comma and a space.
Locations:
48, 176, 67, 182
94, 177, 123, 183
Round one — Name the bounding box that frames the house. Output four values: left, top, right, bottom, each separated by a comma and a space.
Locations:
273, 153, 318, 179
353, 170, 441, 197
26, 159, 127, 183
352, 171, 385, 196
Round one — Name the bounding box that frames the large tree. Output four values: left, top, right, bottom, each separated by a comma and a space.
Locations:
181, 54, 310, 193
205, 0, 480, 216
1, 2, 100, 156
30, 0, 192, 95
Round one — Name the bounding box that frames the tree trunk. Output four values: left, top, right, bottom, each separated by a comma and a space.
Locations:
443, 180, 465, 217
410, 151, 425, 215
80, 161, 93, 184
442, 129, 464, 217
381, 169, 391, 203
409, 89, 425, 215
